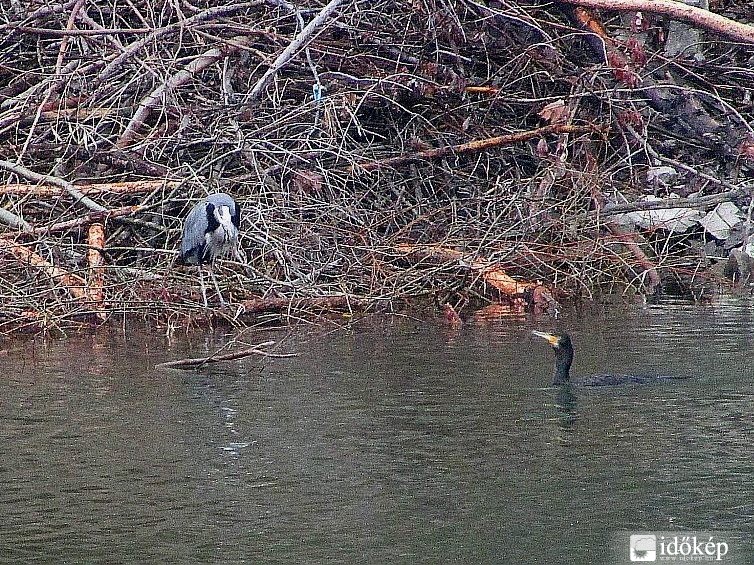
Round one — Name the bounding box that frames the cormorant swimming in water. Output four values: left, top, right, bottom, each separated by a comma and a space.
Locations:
531, 331, 689, 386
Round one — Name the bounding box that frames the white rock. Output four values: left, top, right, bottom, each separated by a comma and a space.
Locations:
619, 195, 702, 233
698, 202, 742, 240
646, 166, 679, 185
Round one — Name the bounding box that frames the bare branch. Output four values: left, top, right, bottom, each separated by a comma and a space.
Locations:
558, 0, 754, 44
157, 341, 297, 369
248, 0, 348, 103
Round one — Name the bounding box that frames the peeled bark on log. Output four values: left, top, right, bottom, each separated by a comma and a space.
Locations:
0, 179, 180, 197
33, 205, 147, 235
86, 223, 107, 320
396, 243, 556, 307
0, 237, 87, 300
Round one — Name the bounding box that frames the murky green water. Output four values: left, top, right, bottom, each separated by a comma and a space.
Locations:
1, 298, 752, 563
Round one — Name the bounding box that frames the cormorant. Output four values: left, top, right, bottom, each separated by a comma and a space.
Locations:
531, 331, 689, 386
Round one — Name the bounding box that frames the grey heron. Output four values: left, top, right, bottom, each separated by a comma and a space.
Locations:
179, 192, 245, 307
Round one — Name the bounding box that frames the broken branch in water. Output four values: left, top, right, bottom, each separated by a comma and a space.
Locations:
157, 340, 297, 369
238, 294, 367, 315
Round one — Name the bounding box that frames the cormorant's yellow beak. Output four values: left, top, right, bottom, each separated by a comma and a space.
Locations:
532, 330, 559, 347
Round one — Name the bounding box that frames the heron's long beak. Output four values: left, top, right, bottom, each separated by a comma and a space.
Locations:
532, 330, 559, 346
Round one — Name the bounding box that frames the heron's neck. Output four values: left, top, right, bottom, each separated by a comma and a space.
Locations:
553, 348, 573, 385
214, 206, 236, 239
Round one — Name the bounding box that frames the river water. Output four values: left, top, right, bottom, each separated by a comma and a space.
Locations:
1, 298, 752, 563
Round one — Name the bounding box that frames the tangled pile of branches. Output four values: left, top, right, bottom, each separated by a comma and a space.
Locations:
1, 0, 753, 334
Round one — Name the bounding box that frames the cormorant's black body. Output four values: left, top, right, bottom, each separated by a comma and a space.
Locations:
531, 331, 689, 387
577, 374, 689, 387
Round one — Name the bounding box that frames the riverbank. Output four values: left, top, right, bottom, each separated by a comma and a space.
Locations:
2, 0, 753, 335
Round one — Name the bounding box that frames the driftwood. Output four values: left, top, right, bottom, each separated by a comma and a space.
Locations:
96, 3, 262, 84
606, 224, 662, 294
440, 303, 464, 328
157, 340, 297, 370
0, 207, 32, 232
564, 2, 754, 160
33, 205, 147, 235
248, 0, 348, 102
0, 159, 106, 213
591, 186, 663, 294
599, 187, 750, 218
116, 35, 258, 148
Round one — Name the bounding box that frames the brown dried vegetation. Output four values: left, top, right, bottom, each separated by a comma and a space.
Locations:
1, 0, 753, 334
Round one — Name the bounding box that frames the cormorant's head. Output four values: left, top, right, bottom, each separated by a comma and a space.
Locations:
532, 331, 574, 384
532, 331, 572, 350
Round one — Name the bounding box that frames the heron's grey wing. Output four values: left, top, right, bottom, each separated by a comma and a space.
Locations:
180, 201, 210, 264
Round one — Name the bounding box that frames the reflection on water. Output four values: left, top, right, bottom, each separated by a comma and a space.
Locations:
0, 298, 752, 563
